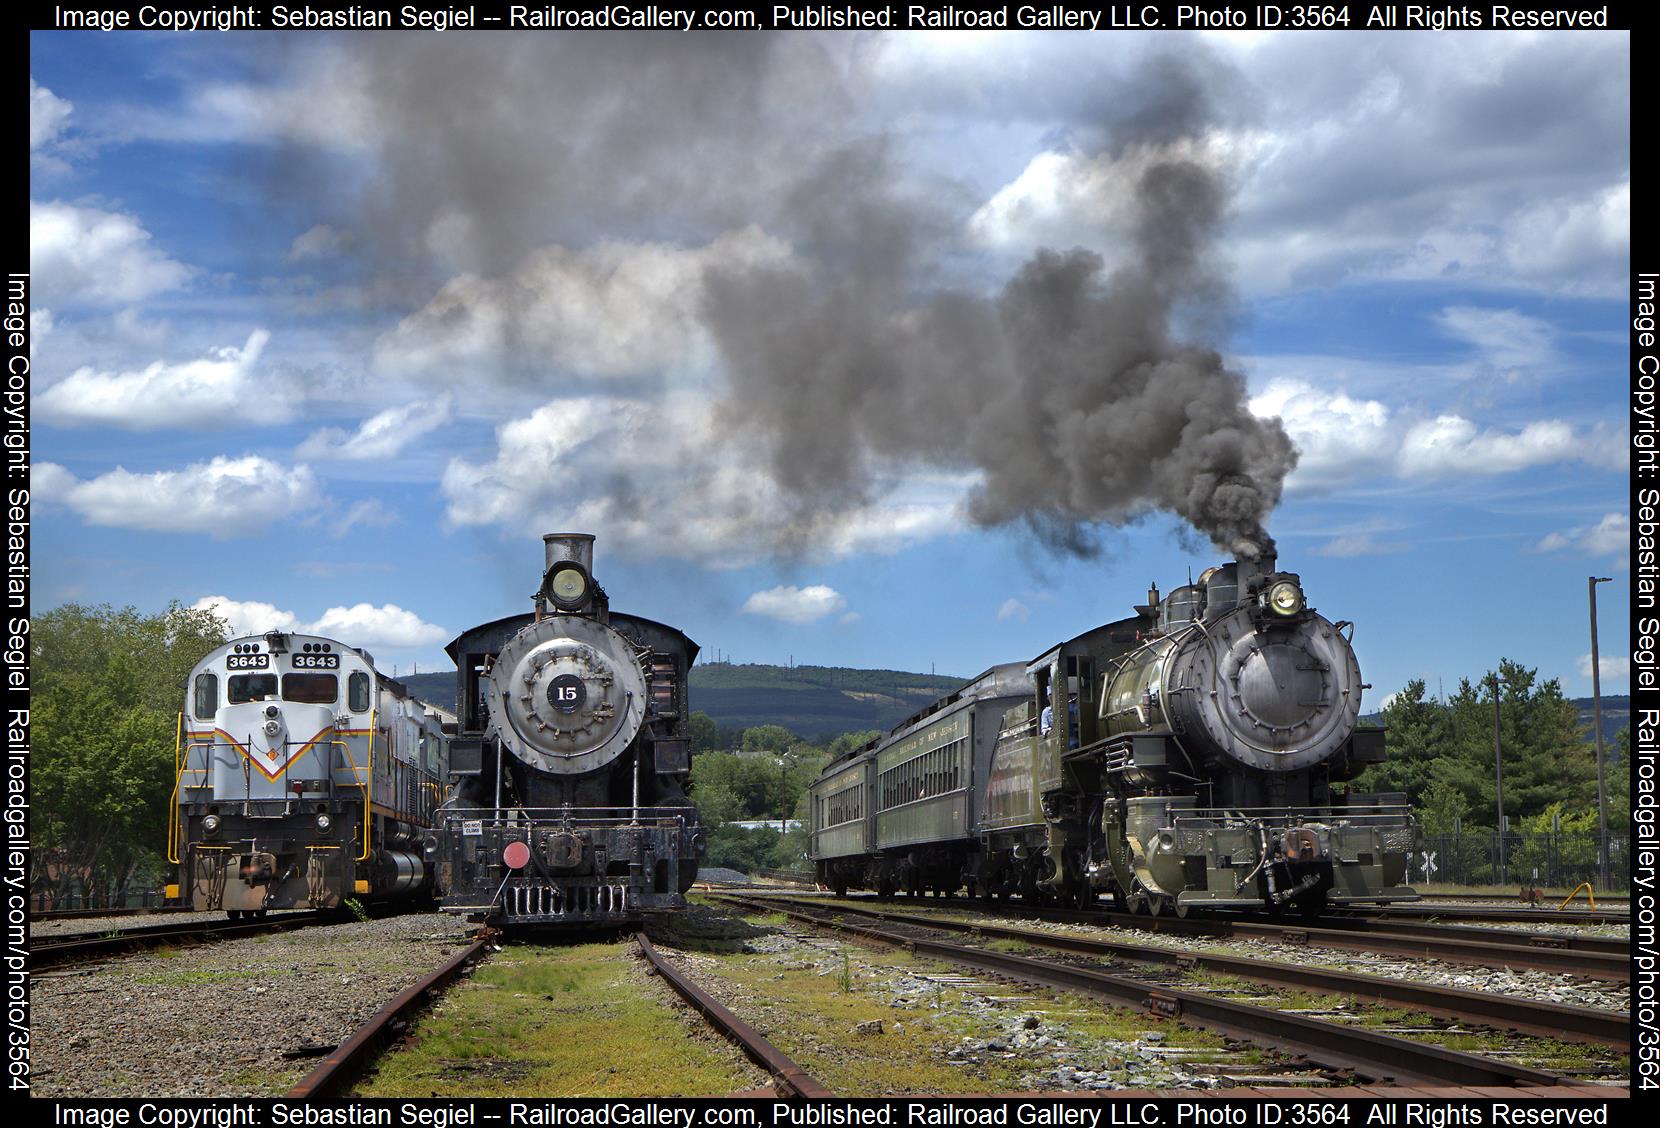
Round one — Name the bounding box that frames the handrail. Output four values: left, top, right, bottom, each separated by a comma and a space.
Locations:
167, 713, 184, 864
359, 711, 376, 862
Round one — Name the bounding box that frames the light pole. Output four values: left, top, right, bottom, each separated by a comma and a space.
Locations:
1491, 671, 1506, 886
1590, 576, 1613, 888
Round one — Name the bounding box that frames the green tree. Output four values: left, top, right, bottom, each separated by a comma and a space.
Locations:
688, 711, 719, 753
34, 603, 228, 906
740, 724, 796, 757
826, 729, 881, 761
1355, 679, 1449, 804
1442, 660, 1595, 827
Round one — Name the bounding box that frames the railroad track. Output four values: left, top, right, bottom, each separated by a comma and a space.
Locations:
716, 894, 1599, 1090
765, 893, 1627, 982
637, 933, 832, 1097
32, 905, 190, 922
1416, 893, 1629, 905
1339, 904, 1628, 925
31, 912, 330, 968
725, 896, 1626, 1046
287, 932, 830, 1098
289, 936, 494, 1098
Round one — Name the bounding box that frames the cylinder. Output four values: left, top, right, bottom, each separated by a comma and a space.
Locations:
544, 533, 595, 575
381, 849, 426, 895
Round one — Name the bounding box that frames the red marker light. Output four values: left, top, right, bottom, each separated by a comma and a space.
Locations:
503, 840, 531, 870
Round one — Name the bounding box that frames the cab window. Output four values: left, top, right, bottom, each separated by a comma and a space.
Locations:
194, 673, 218, 719
282, 673, 339, 704
228, 674, 278, 704
348, 672, 371, 713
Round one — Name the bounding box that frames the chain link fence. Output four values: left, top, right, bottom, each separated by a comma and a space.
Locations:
1412, 830, 1630, 890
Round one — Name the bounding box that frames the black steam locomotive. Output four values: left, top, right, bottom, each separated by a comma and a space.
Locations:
430, 534, 704, 925
809, 551, 1416, 916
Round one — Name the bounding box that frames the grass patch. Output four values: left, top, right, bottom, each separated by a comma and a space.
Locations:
697, 930, 1246, 1094
132, 967, 262, 986
353, 940, 764, 1097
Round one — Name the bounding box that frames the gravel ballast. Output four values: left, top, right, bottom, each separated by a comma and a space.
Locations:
31, 912, 478, 1097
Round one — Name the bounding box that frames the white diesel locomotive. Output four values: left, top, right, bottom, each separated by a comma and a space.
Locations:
170, 633, 450, 916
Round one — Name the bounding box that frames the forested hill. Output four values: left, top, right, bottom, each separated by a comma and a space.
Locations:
399, 663, 967, 742
404, 666, 1630, 750
689, 663, 966, 740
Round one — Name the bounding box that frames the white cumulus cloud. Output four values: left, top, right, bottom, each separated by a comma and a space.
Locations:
1536, 514, 1629, 562
308, 603, 447, 647
1576, 653, 1630, 682
30, 78, 72, 152
189, 596, 303, 637
1249, 377, 1609, 492
1396, 415, 1577, 478
296, 396, 452, 460
30, 199, 192, 306
38, 455, 320, 536
440, 394, 963, 565
996, 598, 1030, 623
37, 330, 280, 429
741, 585, 847, 625
374, 228, 792, 382
191, 596, 446, 649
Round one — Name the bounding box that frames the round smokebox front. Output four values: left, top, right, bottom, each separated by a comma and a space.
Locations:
487, 616, 647, 775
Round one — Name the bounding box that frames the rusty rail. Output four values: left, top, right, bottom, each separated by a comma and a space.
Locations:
730, 896, 1626, 1046
287, 936, 493, 1098
717, 895, 1592, 1090
636, 933, 832, 1098
32, 912, 328, 967
776, 893, 1626, 981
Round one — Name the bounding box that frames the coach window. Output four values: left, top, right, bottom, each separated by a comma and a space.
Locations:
282, 673, 339, 704
194, 673, 218, 719
349, 672, 371, 713
229, 674, 278, 704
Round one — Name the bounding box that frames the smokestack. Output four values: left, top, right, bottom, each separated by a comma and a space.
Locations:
1237, 547, 1278, 595
543, 532, 596, 576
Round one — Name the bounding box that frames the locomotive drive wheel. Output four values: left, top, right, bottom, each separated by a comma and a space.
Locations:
1173, 900, 1191, 919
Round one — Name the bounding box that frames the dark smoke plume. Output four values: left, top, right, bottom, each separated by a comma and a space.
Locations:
272, 38, 1293, 560
701, 55, 1294, 560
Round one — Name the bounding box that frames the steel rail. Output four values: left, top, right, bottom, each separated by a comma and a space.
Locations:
718, 895, 1584, 1090
772, 894, 1627, 981
287, 937, 493, 1098
1416, 893, 1629, 904
31, 912, 329, 967
636, 933, 833, 1098
731, 897, 1626, 1046
1337, 904, 1628, 925
1297, 915, 1628, 956
31, 905, 191, 921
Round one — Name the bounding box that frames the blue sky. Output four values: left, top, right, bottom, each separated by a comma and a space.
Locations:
30, 31, 1630, 708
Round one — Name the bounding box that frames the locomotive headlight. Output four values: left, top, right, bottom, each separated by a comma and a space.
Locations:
202, 814, 221, 834
544, 563, 590, 610
316, 814, 332, 832
1267, 580, 1304, 616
